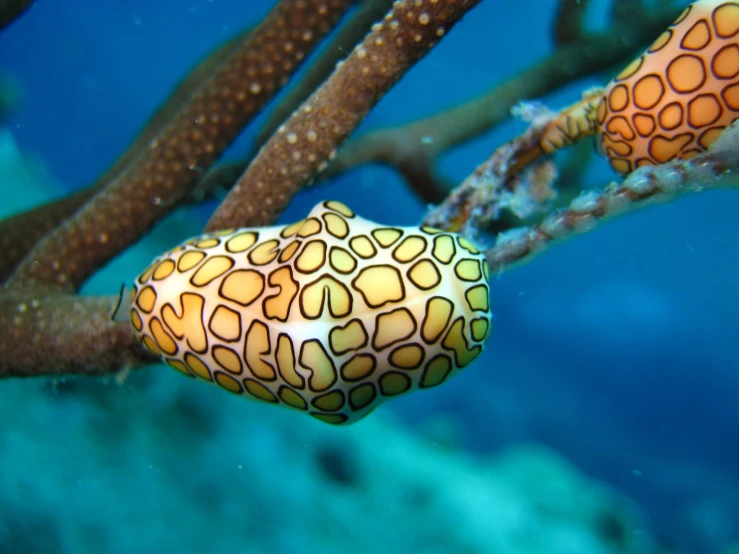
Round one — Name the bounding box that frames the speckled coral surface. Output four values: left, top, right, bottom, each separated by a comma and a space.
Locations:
206, 0, 483, 232
6, 0, 353, 293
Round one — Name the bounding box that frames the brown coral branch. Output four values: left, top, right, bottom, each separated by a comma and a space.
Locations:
321, 6, 680, 203
0, 292, 155, 378
553, 0, 589, 45
206, 0, 483, 232
483, 123, 739, 274
6, 0, 353, 293
0, 0, 34, 30
254, 0, 396, 150
0, 28, 253, 284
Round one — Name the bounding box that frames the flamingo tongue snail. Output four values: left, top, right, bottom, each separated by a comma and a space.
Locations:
130, 201, 492, 425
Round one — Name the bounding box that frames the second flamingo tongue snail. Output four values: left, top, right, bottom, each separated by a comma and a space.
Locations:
533, 0, 739, 175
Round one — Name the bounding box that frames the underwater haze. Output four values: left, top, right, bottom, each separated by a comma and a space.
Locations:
1, 0, 738, 553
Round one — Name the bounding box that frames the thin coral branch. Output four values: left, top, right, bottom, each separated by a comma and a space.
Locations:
254, 0, 395, 150
322, 6, 680, 203
0, 189, 94, 284
6, 0, 353, 293
553, 0, 589, 45
206, 0, 483, 232
0, 28, 253, 284
0, 292, 155, 378
423, 102, 560, 234
0, 0, 34, 30
483, 122, 739, 273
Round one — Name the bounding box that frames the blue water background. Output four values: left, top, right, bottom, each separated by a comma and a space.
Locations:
1, 0, 738, 551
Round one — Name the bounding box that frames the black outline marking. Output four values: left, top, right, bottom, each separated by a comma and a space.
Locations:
213, 370, 243, 394
432, 234, 456, 264
632, 73, 666, 110
190, 256, 235, 287
299, 273, 353, 320
456, 235, 480, 255
276, 333, 305, 389
711, 44, 739, 79
616, 53, 645, 81
281, 219, 305, 239
277, 385, 308, 410
687, 93, 723, 128
218, 268, 265, 307
192, 237, 221, 249
295, 239, 328, 274
328, 318, 368, 356
605, 115, 636, 141
388, 342, 426, 370
392, 235, 427, 264
675, 4, 692, 25
212, 344, 243, 375
278, 240, 302, 263
470, 317, 490, 343
248, 239, 281, 266
379, 371, 412, 396
372, 307, 417, 352
177, 250, 206, 272
419, 353, 453, 389
713, 3, 739, 39
322, 212, 350, 239
328, 245, 358, 274
351, 264, 405, 309
721, 81, 739, 110
135, 285, 157, 314
110, 282, 126, 322
340, 354, 377, 382
680, 18, 711, 51
185, 351, 213, 381
648, 29, 673, 54
349, 234, 377, 259
131, 308, 144, 332
263, 266, 299, 322
225, 231, 259, 253
406, 258, 442, 291
137, 261, 157, 285
698, 126, 726, 148
323, 200, 356, 218
465, 283, 490, 313
243, 319, 277, 381
607, 84, 629, 112
665, 54, 707, 94
208, 304, 243, 343
296, 217, 323, 238
454, 259, 482, 283
348, 383, 376, 411
149, 316, 178, 356
647, 132, 695, 163
243, 378, 279, 403
309, 412, 348, 425
371, 227, 403, 248
441, 316, 482, 368
164, 358, 195, 378
311, 389, 346, 412
420, 296, 454, 345
299, 339, 338, 392
161, 292, 209, 354
632, 113, 656, 137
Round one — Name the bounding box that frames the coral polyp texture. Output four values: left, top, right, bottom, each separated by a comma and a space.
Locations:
130, 201, 492, 424
538, 0, 739, 174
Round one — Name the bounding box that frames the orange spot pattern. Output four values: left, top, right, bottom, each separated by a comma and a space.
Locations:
130, 201, 492, 425
598, 0, 739, 173
537, 0, 739, 174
